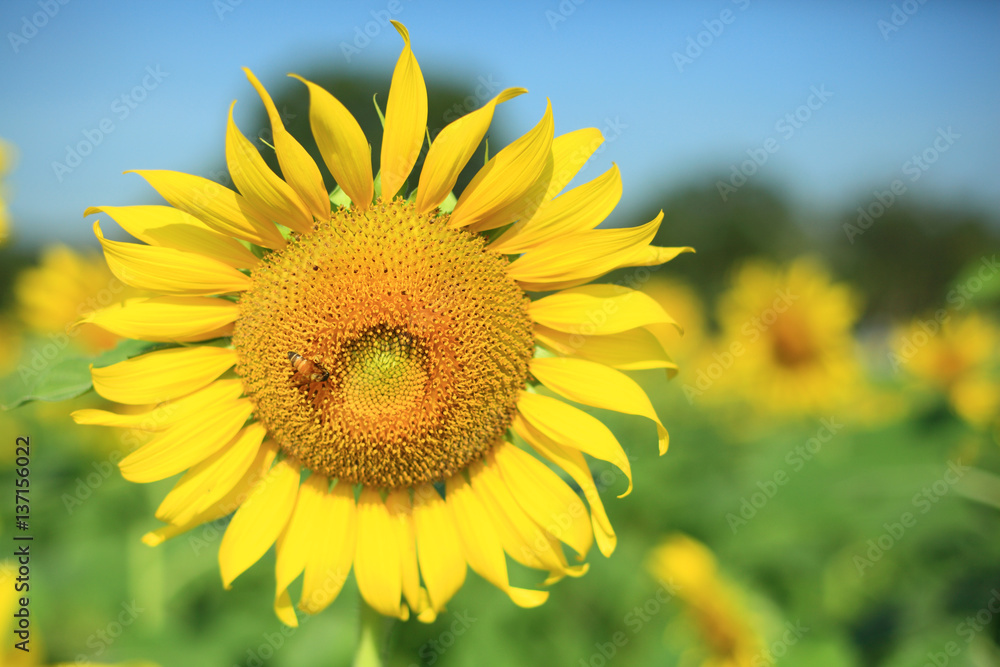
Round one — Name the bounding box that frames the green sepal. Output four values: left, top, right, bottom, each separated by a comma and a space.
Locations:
330, 185, 352, 209
373, 94, 385, 129
438, 191, 458, 215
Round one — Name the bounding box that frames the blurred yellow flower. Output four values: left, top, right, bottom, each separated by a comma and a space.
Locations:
892, 312, 1000, 427
0, 138, 14, 245
646, 534, 764, 667
690, 257, 863, 416
642, 276, 706, 361
16, 245, 129, 354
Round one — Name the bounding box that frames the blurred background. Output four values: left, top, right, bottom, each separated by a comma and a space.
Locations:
1, 0, 998, 665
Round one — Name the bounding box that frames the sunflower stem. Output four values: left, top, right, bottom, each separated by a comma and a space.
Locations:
353, 601, 391, 667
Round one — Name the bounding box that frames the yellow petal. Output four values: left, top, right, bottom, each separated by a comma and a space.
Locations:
513, 414, 616, 557
142, 441, 279, 546
80, 296, 237, 342
492, 441, 593, 557
299, 481, 357, 614
91, 346, 237, 405
508, 213, 662, 285
470, 458, 585, 578
155, 422, 267, 524
245, 68, 330, 221
413, 484, 466, 612
220, 457, 301, 588
529, 284, 679, 336
84, 205, 258, 269
380, 22, 427, 200
448, 100, 554, 231
533, 324, 679, 372
531, 356, 668, 455
617, 244, 696, 269
415, 88, 526, 214
93, 221, 251, 296
354, 488, 408, 620
71, 405, 176, 431
446, 473, 548, 608
128, 169, 285, 248
515, 248, 693, 292
226, 102, 313, 233
516, 391, 632, 493
119, 398, 253, 483
274, 473, 329, 626
387, 488, 423, 615
72, 378, 244, 431
292, 74, 373, 210
490, 163, 621, 253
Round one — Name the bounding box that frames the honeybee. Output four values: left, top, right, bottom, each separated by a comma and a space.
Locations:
287, 351, 330, 383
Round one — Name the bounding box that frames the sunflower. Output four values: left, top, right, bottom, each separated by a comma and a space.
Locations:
691, 257, 862, 416
891, 312, 1000, 428
646, 534, 765, 667
73, 22, 690, 625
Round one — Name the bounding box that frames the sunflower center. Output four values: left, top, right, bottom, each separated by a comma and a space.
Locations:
233, 198, 533, 488
769, 312, 818, 368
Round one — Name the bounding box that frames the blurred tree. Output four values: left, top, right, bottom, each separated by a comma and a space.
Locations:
828, 200, 1000, 323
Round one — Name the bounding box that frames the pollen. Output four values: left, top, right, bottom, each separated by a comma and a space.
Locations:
233, 199, 534, 488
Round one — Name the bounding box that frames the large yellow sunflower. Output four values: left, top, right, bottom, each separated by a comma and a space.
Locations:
72, 22, 690, 625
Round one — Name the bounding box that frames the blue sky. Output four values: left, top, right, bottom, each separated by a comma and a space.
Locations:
1, 0, 997, 246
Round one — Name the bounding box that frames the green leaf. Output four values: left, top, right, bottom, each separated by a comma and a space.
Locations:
0, 337, 161, 411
